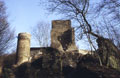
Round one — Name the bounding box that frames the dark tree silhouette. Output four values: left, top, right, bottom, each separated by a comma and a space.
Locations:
0, 0, 14, 55
44, 0, 120, 66
95, 0, 120, 49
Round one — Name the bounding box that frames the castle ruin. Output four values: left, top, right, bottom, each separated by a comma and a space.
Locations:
16, 20, 78, 65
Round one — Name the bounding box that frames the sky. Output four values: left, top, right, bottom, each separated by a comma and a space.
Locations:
4, 0, 91, 49
4, 0, 62, 47
4, 0, 62, 33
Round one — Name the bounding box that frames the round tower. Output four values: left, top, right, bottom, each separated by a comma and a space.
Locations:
16, 32, 31, 65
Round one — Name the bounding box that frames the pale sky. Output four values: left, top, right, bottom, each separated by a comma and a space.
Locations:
4, 0, 91, 49
4, 0, 61, 33
4, 0, 62, 47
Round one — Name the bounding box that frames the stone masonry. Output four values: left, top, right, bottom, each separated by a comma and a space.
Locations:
16, 33, 31, 65
51, 20, 78, 52
16, 20, 78, 66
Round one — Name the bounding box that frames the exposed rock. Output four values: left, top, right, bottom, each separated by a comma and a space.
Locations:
97, 37, 120, 71
2, 51, 120, 78
42, 48, 62, 75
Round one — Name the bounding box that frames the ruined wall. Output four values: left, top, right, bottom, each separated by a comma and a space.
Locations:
15, 20, 78, 65
51, 20, 78, 52
30, 47, 48, 60
97, 37, 120, 70
16, 33, 31, 65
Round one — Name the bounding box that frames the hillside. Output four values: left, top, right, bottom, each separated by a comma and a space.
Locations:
2, 49, 120, 78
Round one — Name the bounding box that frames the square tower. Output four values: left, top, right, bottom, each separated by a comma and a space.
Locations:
51, 20, 78, 52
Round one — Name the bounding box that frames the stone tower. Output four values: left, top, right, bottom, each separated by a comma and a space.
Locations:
16, 33, 31, 65
51, 20, 78, 52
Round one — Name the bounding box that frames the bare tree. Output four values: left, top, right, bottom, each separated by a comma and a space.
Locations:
44, 0, 104, 65
0, 0, 14, 55
46, 0, 101, 46
94, 0, 120, 49
45, 0, 120, 47
44, 0, 120, 66
96, 0, 120, 21
47, 0, 103, 39
31, 21, 51, 47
